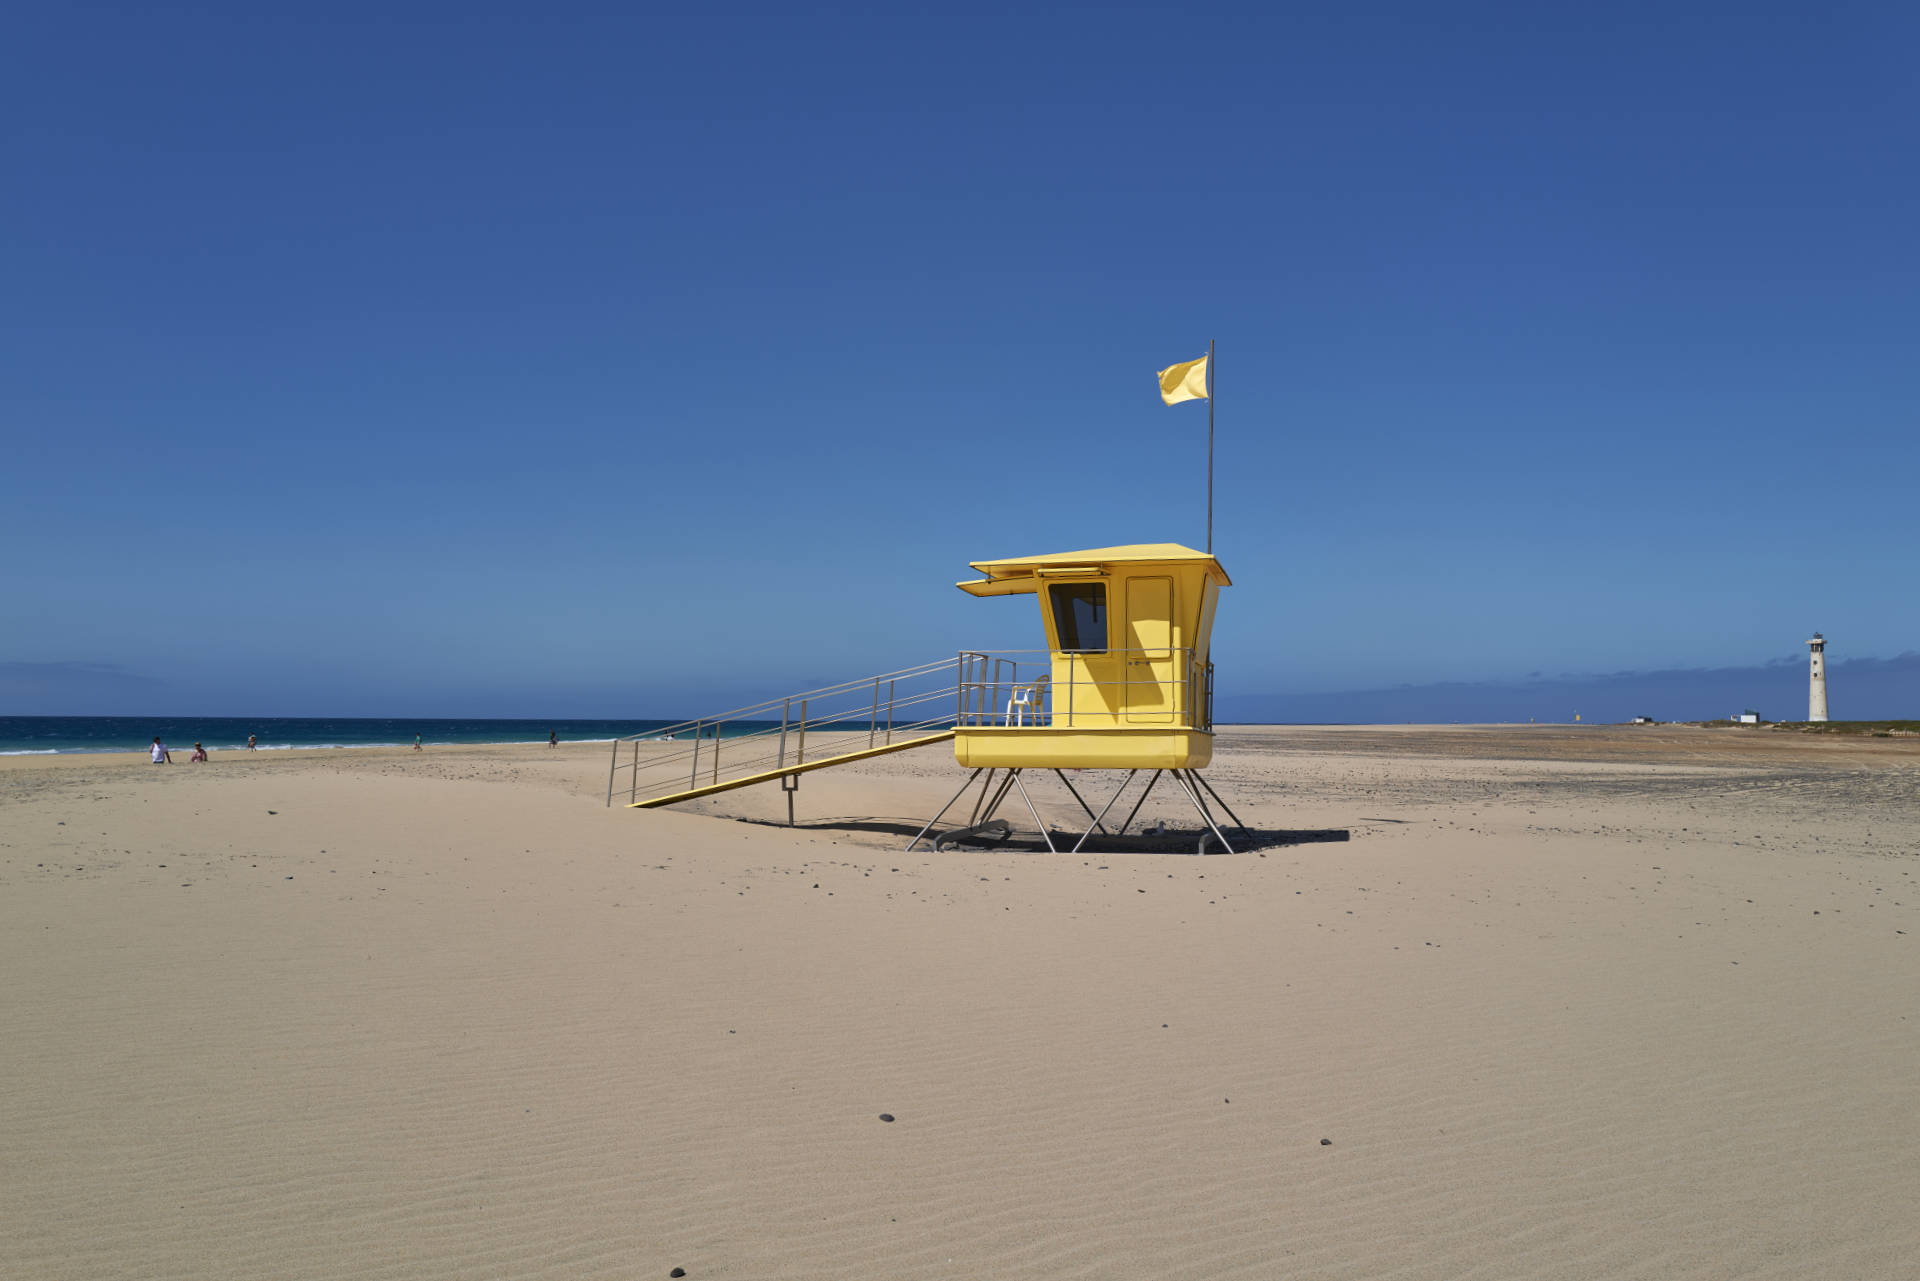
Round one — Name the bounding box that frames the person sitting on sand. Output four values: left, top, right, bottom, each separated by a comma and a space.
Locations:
190, 743, 208, 763
151, 737, 171, 764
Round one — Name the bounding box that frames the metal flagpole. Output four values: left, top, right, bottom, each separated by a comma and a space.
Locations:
1206, 337, 1215, 554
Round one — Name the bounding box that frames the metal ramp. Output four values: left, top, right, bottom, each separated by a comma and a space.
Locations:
607, 657, 981, 810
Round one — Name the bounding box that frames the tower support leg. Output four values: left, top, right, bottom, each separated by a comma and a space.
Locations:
1052, 770, 1112, 835
1007, 770, 1058, 853
1116, 770, 1163, 836
1070, 770, 1138, 853
978, 773, 1017, 825
1172, 770, 1235, 855
965, 769, 999, 827
906, 768, 982, 852
1187, 770, 1250, 834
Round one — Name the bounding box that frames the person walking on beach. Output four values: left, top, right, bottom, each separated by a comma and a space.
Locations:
413, 733, 422, 751
247, 734, 256, 751
150, 737, 171, 764
548, 730, 558, 749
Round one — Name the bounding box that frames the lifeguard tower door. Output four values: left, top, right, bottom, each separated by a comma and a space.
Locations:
1125, 576, 1175, 723
1044, 577, 1119, 727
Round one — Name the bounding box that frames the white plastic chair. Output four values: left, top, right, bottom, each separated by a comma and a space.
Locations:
1006, 673, 1050, 726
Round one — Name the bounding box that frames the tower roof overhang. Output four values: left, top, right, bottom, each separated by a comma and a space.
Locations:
956, 543, 1231, 597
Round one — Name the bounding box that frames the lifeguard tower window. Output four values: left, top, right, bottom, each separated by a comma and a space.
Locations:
1049, 583, 1108, 652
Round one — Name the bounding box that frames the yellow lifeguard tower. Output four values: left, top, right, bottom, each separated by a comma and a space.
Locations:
952, 543, 1226, 766
910, 542, 1249, 854
607, 541, 1250, 854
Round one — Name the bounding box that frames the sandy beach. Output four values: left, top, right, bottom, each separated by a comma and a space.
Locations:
4, 725, 1918, 1279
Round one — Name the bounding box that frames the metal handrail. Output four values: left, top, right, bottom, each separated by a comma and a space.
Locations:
618, 656, 964, 742
607, 655, 970, 806
606, 648, 1219, 808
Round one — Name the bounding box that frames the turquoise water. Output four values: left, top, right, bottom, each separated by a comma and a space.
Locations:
0, 716, 784, 756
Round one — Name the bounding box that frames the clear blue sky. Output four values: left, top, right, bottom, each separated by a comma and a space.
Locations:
5, 1, 1916, 718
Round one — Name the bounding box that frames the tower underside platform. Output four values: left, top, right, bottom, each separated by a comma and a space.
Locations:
952, 727, 1213, 770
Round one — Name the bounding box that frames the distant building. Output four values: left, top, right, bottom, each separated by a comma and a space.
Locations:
1736, 710, 1760, 724
1631, 716, 1655, 725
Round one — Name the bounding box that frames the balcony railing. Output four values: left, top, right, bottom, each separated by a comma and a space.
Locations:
956, 648, 1213, 732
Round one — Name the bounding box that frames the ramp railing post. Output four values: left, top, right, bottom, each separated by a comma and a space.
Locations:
690, 722, 702, 790
886, 680, 895, 744
630, 739, 639, 804
797, 700, 807, 765
779, 699, 790, 769
869, 677, 880, 748
606, 738, 619, 807
711, 722, 720, 786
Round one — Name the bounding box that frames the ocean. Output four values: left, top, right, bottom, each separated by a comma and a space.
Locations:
0, 716, 776, 756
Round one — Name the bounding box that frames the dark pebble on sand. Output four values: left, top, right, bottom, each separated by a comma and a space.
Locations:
671, 1269, 686, 1278
1320, 1138, 1332, 1145
879, 1114, 895, 1123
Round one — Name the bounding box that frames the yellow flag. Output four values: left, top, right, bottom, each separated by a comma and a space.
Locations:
1157, 355, 1209, 405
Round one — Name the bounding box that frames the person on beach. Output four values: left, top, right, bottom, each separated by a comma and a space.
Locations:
549, 731, 558, 748
413, 733, 422, 751
247, 734, 256, 751
190, 743, 208, 763
150, 737, 171, 764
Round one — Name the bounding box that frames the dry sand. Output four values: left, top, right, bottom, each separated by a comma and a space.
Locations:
4, 726, 1918, 1279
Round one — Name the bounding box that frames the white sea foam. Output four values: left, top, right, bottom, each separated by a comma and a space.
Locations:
0, 748, 61, 756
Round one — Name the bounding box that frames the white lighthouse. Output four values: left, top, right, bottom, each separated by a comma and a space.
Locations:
1808, 633, 1829, 722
